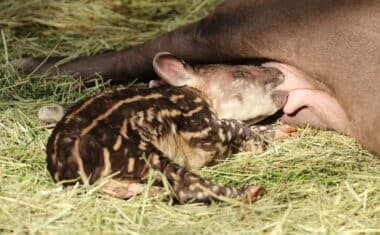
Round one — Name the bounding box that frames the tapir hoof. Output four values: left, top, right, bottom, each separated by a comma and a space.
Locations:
38, 105, 66, 124
242, 185, 266, 204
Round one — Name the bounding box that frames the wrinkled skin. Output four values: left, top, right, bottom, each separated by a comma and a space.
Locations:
16, 0, 380, 155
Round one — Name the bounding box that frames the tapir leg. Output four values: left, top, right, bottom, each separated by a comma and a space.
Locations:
14, 0, 267, 82
14, 0, 380, 87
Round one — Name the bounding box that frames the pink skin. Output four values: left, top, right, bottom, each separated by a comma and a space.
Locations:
262, 62, 350, 134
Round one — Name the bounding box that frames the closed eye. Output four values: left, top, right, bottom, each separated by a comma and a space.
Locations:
232, 70, 251, 79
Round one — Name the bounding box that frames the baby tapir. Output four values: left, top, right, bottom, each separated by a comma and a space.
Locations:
46, 52, 287, 203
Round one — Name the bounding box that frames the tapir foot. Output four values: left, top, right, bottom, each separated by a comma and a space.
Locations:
251, 122, 299, 142
12, 57, 64, 75
240, 122, 299, 153
38, 105, 66, 124
101, 179, 170, 201
101, 180, 145, 199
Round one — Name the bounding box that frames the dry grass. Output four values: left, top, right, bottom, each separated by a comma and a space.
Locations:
0, 1, 379, 234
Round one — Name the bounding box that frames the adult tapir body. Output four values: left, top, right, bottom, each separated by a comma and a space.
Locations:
17, 0, 380, 155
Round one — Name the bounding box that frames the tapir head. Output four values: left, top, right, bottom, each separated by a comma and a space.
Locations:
153, 52, 288, 123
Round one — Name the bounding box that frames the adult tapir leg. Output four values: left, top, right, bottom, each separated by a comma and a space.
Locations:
14, 0, 257, 82
14, 0, 380, 84
13, 0, 348, 82
14, 22, 204, 81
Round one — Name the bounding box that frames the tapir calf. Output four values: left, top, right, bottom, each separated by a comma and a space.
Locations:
16, 0, 380, 155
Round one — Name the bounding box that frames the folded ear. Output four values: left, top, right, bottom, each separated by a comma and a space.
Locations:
153, 52, 195, 87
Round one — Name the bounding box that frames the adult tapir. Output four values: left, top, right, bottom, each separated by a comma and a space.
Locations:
16, 0, 380, 155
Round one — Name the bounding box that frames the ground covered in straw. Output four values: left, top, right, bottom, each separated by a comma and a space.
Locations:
0, 0, 379, 234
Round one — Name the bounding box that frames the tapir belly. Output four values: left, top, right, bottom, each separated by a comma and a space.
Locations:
263, 62, 380, 156
253, 1, 380, 155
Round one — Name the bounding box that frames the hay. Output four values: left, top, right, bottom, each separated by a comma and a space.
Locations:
0, 0, 379, 234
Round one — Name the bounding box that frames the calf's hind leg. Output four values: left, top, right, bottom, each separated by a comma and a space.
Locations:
146, 151, 265, 204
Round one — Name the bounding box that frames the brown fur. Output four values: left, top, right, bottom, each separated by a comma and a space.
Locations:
47, 85, 266, 203
17, 0, 380, 155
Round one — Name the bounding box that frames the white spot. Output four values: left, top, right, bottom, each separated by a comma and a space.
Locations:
101, 148, 111, 177
227, 131, 232, 141
180, 127, 212, 139
187, 175, 199, 182
157, 114, 163, 123
218, 128, 226, 142
171, 124, 177, 134
113, 135, 123, 151
151, 154, 160, 166
189, 182, 200, 191
170, 95, 185, 103
73, 140, 89, 184
120, 119, 129, 139
183, 106, 203, 117
259, 126, 267, 131
170, 172, 181, 181
194, 97, 203, 103
138, 142, 147, 150
128, 158, 135, 173
212, 185, 220, 192
196, 192, 204, 199
146, 108, 155, 122
137, 113, 144, 126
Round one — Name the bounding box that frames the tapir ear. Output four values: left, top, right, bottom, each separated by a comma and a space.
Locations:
153, 52, 195, 87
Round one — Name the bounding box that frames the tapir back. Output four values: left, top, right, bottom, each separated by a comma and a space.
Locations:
47, 86, 212, 183
46, 84, 270, 203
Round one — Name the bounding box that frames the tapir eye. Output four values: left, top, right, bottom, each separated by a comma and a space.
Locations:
233, 70, 251, 79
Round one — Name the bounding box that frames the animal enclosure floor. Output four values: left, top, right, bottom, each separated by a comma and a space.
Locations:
0, 0, 379, 234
